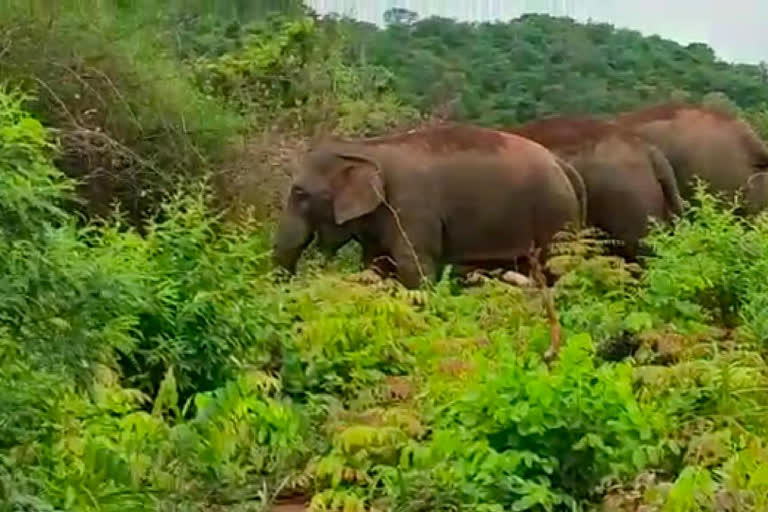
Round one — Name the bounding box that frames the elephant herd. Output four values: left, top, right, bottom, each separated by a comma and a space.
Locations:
272, 103, 768, 289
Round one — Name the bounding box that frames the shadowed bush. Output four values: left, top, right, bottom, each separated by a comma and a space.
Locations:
0, 0, 245, 224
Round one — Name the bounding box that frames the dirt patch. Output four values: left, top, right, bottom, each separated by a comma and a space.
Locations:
272, 504, 307, 512
213, 131, 309, 222
272, 496, 309, 512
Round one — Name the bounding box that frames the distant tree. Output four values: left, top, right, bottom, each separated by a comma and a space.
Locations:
686, 42, 717, 62
383, 7, 418, 26
361, 13, 768, 125
167, 0, 307, 21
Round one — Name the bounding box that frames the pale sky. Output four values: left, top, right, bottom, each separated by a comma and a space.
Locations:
305, 0, 768, 64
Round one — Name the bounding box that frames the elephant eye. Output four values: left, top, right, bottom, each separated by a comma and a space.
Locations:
291, 186, 309, 201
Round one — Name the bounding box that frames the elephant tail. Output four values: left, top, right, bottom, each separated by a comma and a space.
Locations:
743, 128, 768, 171
648, 144, 684, 217
745, 172, 768, 215
556, 157, 588, 229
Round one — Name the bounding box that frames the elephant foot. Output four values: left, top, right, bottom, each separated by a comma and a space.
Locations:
346, 269, 384, 286
464, 269, 533, 288
464, 270, 488, 286
501, 270, 533, 287
369, 255, 398, 278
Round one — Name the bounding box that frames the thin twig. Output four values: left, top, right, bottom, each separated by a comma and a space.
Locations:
529, 245, 561, 363
85, 64, 144, 134
372, 181, 427, 286
50, 62, 109, 109
67, 127, 159, 175
0, 26, 17, 61
33, 76, 79, 126
34, 76, 161, 178
260, 474, 295, 512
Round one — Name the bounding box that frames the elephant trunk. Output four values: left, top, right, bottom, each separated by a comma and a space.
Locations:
272, 212, 314, 273
316, 223, 355, 259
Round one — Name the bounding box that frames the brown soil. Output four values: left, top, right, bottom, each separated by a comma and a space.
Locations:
214, 132, 308, 223
272, 505, 307, 512
272, 496, 309, 512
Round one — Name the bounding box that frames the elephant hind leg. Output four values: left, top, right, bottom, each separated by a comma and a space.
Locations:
648, 145, 685, 218
616, 239, 654, 264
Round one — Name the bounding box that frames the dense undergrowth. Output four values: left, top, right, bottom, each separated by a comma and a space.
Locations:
3, 1, 768, 511
2, 86, 768, 511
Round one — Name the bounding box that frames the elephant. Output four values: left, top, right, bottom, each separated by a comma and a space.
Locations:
615, 103, 768, 212
272, 123, 587, 289
507, 116, 684, 260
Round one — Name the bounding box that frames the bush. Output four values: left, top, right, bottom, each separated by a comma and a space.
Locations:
0, 86, 302, 509
0, 0, 244, 223
0, 88, 73, 237
642, 183, 768, 339
317, 335, 668, 511
122, 189, 286, 400
191, 14, 420, 136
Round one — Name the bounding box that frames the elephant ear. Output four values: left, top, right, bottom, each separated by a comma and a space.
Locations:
331, 153, 385, 225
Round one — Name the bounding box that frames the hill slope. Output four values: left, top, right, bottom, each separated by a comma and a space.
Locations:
352, 13, 768, 124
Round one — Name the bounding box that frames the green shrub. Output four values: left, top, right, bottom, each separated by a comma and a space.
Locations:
0, 88, 73, 237
123, 188, 287, 400
171, 369, 311, 503
0, 87, 288, 400
0, 86, 309, 509
279, 277, 422, 400
641, 185, 750, 327
737, 213, 768, 346
0, 88, 146, 375
377, 335, 668, 511
549, 229, 646, 344
641, 184, 768, 343
0, 0, 244, 222
191, 14, 420, 136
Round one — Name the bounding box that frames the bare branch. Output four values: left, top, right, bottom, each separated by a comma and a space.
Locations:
372, 183, 427, 286
529, 245, 562, 363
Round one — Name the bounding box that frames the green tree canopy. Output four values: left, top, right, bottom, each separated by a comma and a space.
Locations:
349, 13, 768, 125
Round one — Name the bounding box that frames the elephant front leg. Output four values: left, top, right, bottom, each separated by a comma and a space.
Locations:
361, 242, 396, 277
380, 210, 441, 289
395, 252, 436, 289
388, 235, 437, 289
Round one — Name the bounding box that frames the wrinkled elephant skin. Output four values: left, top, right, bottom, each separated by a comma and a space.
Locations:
616, 103, 768, 214
508, 116, 684, 260
272, 123, 587, 288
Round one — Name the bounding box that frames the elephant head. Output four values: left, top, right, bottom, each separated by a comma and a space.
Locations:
272, 145, 385, 273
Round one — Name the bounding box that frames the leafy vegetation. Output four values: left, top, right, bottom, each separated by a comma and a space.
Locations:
2, 1, 768, 511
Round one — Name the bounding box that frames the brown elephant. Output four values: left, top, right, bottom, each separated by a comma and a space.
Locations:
272, 123, 587, 289
615, 103, 768, 211
507, 116, 684, 260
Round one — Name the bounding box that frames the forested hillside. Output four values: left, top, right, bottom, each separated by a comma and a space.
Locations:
2, 2, 768, 511
359, 13, 768, 124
